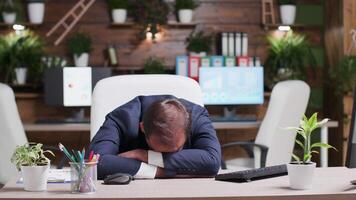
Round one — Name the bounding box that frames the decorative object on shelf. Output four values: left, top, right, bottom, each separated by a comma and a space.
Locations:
67, 32, 92, 67
106, 45, 118, 66
27, 0, 45, 24
186, 31, 213, 56
107, 0, 128, 23
143, 57, 166, 74
10, 143, 54, 191
46, 0, 96, 46
265, 31, 316, 88
0, 30, 44, 85
261, 0, 276, 25
329, 56, 356, 96
286, 113, 336, 190
1, 0, 17, 24
279, 0, 296, 25
175, 0, 198, 23
130, 0, 169, 40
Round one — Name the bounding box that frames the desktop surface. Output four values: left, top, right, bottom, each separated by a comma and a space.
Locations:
1, 167, 356, 200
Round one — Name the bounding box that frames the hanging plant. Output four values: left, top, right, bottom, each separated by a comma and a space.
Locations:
129, 0, 169, 40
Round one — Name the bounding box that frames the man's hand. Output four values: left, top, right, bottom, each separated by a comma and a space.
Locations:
119, 149, 148, 163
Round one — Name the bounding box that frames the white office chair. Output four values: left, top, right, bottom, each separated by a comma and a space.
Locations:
222, 80, 310, 169
90, 75, 204, 140
0, 83, 28, 185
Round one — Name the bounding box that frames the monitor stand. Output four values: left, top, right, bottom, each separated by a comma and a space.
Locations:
36, 108, 90, 124
210, 106, 257, 122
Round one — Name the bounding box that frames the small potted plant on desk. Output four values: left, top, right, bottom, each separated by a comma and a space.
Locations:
67, 32, 92, 67
107, 0, 129, 23
286, 113, 336, 190
186, 31, 213, 57
175, 0, 198, 23
11, 143, 54, 191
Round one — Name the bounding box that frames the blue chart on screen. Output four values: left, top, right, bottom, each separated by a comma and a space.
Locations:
199, 67, 264, 105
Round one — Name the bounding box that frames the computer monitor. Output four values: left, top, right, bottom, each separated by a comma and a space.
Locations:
199, 67, 264, 120
346, 89, 356, 168
43, 67, 111, 123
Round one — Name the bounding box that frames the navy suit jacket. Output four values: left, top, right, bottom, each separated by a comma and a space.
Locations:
90, 95, 221, 179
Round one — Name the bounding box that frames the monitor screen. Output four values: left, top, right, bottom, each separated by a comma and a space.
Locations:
199, 67, 264, 105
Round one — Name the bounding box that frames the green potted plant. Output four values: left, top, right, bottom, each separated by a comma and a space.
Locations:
265, 31, 316, 88
175, 0, 198, 23
67, 32, 92, 67
11, 143, 54, 191
286, 113, 336, 190
107, 0, 129, 23
279, 0, 297, 25
130, 0, 169, 40
143, 57, 166, 74
27, 0, 45, 24
0, 30, 44, 85
186, 31, 213, 56
329, 56, 356, 96
1, 0, 16, 24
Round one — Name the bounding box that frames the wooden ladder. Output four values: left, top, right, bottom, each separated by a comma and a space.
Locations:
261, 0, 276, 25
46, 0, 96, 46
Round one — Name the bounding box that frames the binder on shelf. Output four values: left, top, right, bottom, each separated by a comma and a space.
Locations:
201, 57, 211, 67
237, 56, 250, 67
225, 57, 236, 67
176, 56, 188, 76
222, 33, 228, 56
188, 56, 200, 81
228, 33, 235, 57
242, 33, 248, 56
211, 56, 224, 67
235, 32, 242, 56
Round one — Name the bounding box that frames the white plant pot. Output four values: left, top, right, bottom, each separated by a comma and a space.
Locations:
28, 3, 45, 24
74, 53, 90, 67
2, 12, 16, 24
178, 9, 193, 23
280, 5, 296, 25
21, 164, 49, 191
287, 162, 316, 190
112, 9, 127, 23
15, 68, 28, 85
189, 52, 207, 57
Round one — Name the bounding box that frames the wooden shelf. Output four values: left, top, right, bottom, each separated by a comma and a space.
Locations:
0, 22, 42, 28
109, 22, 135, 27
110, 21, 197, 29
15, 92, 42, 99
262, 23, 323, 31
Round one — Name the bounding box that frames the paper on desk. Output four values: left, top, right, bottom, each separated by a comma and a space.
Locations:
17, 168, 71, 183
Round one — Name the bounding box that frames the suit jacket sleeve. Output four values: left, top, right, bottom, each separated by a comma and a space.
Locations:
89, 97, 142, 179
162, 106, 221, 177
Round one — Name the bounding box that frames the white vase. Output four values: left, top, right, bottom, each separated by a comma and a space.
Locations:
178, 9, 193, 23
15, 68, 27, 85
74, 53, 90, 67
112, 9, 127, 23
280, 5, 296, 25
21, 164, 49, 191
27, 3, 45, 24
2, 12, 16, 24
287, 162, 316, 190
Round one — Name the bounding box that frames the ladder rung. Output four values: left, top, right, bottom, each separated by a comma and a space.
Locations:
71, 12, 77, 19
62, 23, 69, 29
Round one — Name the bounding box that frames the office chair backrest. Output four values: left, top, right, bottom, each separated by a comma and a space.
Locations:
0, 83, 28, 185
90, 75, 204, 140
254, 80, 310, 168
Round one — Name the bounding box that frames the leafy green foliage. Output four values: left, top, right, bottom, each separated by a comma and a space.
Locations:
11, 143, 54, 171
265, 31, 316, 88
328, 56, 356, 95
143, 57, 165, 74
278, 0, 296, 5
175, 0, 198, 10
67, 32, 92, 55
0, 30, 44, 83
287, 113, 336, 164
186, 31, 213, 53
107, 0, 128, 9
129, 0, 169, 40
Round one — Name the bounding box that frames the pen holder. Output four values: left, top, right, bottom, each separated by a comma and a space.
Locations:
69, 161, 97, 194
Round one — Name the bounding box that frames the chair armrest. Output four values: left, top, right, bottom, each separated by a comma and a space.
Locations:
221, 141, 268, 168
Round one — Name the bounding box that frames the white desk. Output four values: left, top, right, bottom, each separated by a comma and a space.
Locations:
23, 120, 339, 167
1, 167, 355, 200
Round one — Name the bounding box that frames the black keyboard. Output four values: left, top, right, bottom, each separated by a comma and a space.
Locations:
215, 164, 288, 183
